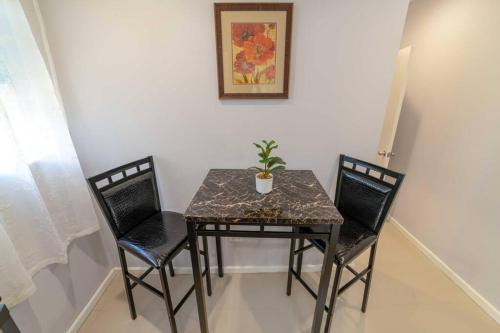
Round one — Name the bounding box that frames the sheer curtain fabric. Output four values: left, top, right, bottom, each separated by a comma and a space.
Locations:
0, 0, 99, 307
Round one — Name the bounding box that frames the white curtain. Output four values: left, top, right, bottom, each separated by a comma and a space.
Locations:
0, 0, 99, 307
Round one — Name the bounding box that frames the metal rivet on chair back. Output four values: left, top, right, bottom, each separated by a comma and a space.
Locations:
335, 155, 404, 234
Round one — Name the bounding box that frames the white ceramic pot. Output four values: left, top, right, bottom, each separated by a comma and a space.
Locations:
255, 173, 273, 194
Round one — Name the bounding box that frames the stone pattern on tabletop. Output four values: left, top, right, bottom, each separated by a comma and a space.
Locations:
184, 169, 343, 225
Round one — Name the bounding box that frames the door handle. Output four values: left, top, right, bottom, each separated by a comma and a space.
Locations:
378, 150, 396, 157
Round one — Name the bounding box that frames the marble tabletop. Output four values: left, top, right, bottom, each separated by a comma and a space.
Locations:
184, 169, 343, 225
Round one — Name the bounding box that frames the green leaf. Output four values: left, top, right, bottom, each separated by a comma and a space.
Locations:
269, 165, 286, 172
253, 143, 266, 156
249, 166, 265, 173
251, 139, 286, 172
253, 143, 264, 152
267, 156, 285, 168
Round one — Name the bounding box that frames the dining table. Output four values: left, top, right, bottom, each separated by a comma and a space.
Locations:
184, 169, 344, 333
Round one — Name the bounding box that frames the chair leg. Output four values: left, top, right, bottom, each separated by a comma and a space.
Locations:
117, 247, 136, 319
202, 236, 212, 296
362, 243, 378, 313
296, 238, 305, 277
168, 262, 175, 277
159, 266, 178, 333
324, 265, 343, 333
286, 237, 296, 296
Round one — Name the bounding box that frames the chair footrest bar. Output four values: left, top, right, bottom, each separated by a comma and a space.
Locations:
126, 272, 163, 298
345, 265, 367, 283
127, 268, 209, 315
338, 267, 370, 295
184, 246, 207, 256
174, 284, 194, 314
291, 269, 329, 312
173, 268, 208, 314
294, 243, 315, 255
130, 267, 155, 290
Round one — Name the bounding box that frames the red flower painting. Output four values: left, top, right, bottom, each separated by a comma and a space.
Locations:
233, 51, 255, 74
231, 23, 265, 47
243, 33, 275, 65
265, 64, 276, 81
231, 22, 276, 84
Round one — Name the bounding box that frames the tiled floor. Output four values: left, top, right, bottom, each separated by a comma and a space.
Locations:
79, 223, 499, 332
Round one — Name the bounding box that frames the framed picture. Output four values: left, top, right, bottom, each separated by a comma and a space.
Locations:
214, 3, 293, 99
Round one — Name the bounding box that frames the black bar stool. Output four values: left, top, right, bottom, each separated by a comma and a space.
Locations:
287, 154, 404, 332
88, 156, 211, 333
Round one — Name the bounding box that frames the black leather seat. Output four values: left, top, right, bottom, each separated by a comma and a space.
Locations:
88, 156, 211, 333
300, 217, 377, 265
118, 212, 188, 268
287, 155, 404, 333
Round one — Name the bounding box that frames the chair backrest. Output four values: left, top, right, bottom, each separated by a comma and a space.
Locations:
334, 155, 404, 234
88, 156, 161, 239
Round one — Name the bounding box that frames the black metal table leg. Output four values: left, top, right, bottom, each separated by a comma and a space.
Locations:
215, 224, 224, 277
297, 238, 305, 277
202, 236, 212, 296
286, 236, 296, 296
187, 222, 209, 333
311, 224, 340, 333
323, 265, 343, 333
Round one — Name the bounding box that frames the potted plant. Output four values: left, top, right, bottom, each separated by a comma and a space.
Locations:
251, 140, 286, 194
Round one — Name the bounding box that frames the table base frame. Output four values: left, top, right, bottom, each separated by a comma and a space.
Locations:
187, 222, 341, 333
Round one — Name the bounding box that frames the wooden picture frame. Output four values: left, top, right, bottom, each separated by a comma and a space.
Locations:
214, 3, 293, 99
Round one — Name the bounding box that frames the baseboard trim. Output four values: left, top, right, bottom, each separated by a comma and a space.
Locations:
388, 216, 500, 324
66, 268, 119, 333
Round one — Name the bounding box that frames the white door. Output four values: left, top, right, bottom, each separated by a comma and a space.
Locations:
376, 46, 412, 167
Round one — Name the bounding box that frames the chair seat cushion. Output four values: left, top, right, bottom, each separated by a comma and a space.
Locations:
300, 217, 377, 265
118, 211, 187, 268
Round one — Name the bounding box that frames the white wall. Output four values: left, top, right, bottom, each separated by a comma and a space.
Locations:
390, 0, 500, 312
35, 0, 409, 270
